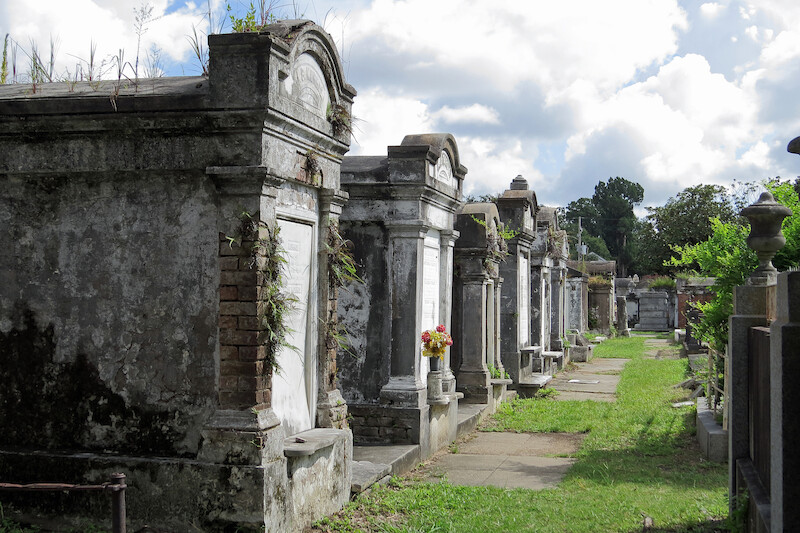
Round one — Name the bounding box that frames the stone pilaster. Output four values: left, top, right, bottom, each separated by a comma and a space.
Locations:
379, 222, 429, 408
316, 188, 350, 429
770, 271, 800, 532
440, 229, 459, 393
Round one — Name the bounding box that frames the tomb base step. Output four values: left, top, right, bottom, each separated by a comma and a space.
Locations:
352, 444, 420, 477
351, 460, 391, 494
517, 374, 553, 398
542, 351, 564, 371
456, 403, 488, 437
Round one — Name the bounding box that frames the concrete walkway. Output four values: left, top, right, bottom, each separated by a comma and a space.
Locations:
418, 432, 583, 489
417, 355, 628, 490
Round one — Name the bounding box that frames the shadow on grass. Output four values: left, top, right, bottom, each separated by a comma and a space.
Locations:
626, 517, 729, 532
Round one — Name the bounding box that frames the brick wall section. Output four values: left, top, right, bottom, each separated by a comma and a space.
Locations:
218, 234, 272, 411
348, 405, 422, 444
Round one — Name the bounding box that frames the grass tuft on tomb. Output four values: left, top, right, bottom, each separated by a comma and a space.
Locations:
314, 334, 728, 532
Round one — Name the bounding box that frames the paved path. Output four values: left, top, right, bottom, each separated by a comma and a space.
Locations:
549, 357, 626, 402
418, 432, 583, 489
417, 355, 629, 490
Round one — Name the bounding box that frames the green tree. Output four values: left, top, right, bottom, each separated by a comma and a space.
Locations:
632, 184, 736, 275
669, 181, 800, 351
566, 177, 643, 275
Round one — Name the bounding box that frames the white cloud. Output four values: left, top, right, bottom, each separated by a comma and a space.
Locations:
348, 87, 435, 155
0, 0, 214, 81
457, 137, 543, 196
346, 0, 687, 96
700, 3, 725, 18
562, 53, 763, 192
431, 104, 500, 125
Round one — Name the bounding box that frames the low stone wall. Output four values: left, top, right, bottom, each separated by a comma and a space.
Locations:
696, 398, 727, 463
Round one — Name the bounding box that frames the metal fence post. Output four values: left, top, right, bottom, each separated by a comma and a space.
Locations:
110, 473, 127, 533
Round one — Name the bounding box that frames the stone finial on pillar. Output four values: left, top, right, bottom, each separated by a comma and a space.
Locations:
740, 191, 792, 286
510, 175, 528, 190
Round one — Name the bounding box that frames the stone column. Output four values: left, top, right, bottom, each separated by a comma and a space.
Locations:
440, 229, 459, 393
728, 191, 790, 516
379, 222, 428, 408
550, 268, 565, 350
455, 276, 492, 403
200, 166, 287, 512
316, 188, 350, 429
770, 271, 800, 532
486, 278, 496, 369
616, 295, 630, 336
493, 276, 504, 374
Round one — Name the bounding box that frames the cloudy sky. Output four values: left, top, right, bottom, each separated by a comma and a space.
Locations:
3, 0, 800, 208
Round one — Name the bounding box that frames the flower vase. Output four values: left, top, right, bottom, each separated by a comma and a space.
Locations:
427, 357, 443, 401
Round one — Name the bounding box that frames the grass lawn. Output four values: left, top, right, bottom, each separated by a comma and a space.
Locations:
315, 335, 729, 533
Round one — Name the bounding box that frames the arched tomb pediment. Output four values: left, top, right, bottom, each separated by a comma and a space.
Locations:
400, 133, 467, 192
273, 21, 356, 114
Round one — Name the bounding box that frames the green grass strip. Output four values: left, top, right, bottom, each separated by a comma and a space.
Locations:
316, 334, 728, 532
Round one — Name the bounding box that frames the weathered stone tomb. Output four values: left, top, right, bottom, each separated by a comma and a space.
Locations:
451, 202, 509, 407
0, 22, 355, 532
530, 206, 569, 371
494, 176, 549, 393
337, 134, 465, 458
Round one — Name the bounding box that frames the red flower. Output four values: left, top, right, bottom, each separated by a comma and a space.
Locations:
421, 331, 431, 343
436, 324, 446, 333
446, 338, 453, 346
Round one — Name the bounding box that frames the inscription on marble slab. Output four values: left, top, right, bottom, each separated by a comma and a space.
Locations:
287, 53, 330, 116
422, 231, 441, 374
519, 255, 530, 346
431, 151, 455, 188
273, 218, 317, 437
524, 211, 533, 232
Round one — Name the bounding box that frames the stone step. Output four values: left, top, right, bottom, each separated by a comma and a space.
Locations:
351, 460, 391, 494
353, 444, 420, 478
457, 403, 487, 437
542, 351, 564, 371
517, 374, 553, 398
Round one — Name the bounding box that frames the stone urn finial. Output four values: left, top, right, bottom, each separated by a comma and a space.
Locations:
510, 175, 528, 190
740, 191, 792, 285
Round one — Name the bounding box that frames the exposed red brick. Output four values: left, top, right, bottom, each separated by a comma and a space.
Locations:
237, 285, 258, 301
220, 271, 257, 286
220, 345, 238, 361
219, 329, 259, 346
237, 316, 260, 330
219, 315, 237, 329
219, 301, 258, 316
220, 286, 238, 301
219, 256, 239, 271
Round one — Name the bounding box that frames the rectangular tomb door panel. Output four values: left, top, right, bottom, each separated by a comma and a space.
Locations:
421, 230, 441, 375
519, 255, 529, 348
272, 218, 317, 437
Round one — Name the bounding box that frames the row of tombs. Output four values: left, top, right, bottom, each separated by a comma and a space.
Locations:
0, 23, 593, 532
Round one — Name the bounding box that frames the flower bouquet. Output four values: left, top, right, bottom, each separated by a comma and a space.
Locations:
421, 324, 453, 361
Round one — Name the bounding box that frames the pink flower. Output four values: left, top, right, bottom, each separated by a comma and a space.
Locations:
446, 337, 453, 346
436, 324, 446, 333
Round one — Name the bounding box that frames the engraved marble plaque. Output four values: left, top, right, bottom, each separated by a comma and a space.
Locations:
288, 53, 330, 116
273, 219, 317, 437
519, 255, 530, 346
432, 151, 455, 188
422, 231, 441, 374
